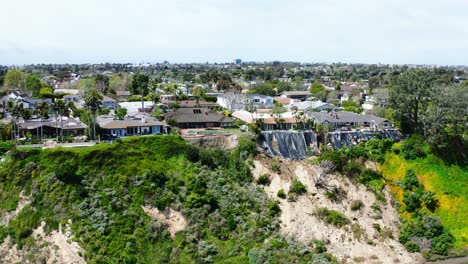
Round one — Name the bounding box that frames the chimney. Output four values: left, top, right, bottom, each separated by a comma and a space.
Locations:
141, 117, 146, 123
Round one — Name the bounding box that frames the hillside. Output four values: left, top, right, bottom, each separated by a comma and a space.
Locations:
380, 143, 468, 253
0, 135, 338, 263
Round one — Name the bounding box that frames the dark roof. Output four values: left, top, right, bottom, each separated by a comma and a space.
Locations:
165, 108, 234, 124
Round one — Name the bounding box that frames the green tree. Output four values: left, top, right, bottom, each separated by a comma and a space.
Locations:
116, 107, 127, 120
389, 69, 437, 133
95, 74, 110, 94
35, 102, 50, 141
192, 86, 206, 107
83, 87, 103, 139
129, 74, 150, 112
24, 75, 43, 97
4, 69, 27, 90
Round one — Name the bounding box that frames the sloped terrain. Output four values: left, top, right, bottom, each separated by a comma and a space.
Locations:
252, 157, 424, 263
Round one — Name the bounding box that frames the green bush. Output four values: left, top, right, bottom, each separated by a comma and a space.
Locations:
0, 141, 14, 155
290, 180, 307, 195
403, 192, 422, 212
402, 135, 426, 160
405, 241, 420, 252
319, 150, 345, 171
314, 207, 350, 227
257, 174, 271, 186
343, 161, 363, 179
421, 191, 438, 212
401, 169, 420, 191
350, 200, 364, 211
277, 189, 286, 199
358, 169, 382, 184
431, 232, 454, 255
271, 161, 280, 173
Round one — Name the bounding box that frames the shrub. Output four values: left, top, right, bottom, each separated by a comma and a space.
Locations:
311, 239, 327, 254
268, 201, 281, 216
325, 186, 346, 202
403, 192, 421, 212
350, 200, 364, 211
343, 161, 363, 179
421, 191, 438, 212
290, 180, 307, 195
358, 169, 382, 184
402, 135, 426, 160
405, 241, 420, 253
431, 232, 454, 255
277, 189, 286, 199
271, 161, 280, 173
401, 169, 420, 191
0, 141, 14, 155
257, 174, 271, 186
319, 150, 345, 171
314, 207, 350, 227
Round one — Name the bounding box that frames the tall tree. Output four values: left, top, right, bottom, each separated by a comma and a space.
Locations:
4, 69, 27, 90
53, 99, 67, 141
129, 74, 150, 112
95, 74, 110, 94
36, 102, 50, 141
191, 86, 206, 107
83, 87, 103, 139
389, 69, 437, 133
24, 75, 43, 97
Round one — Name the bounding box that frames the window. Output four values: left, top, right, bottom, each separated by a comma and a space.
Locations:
193, 109, 202, 114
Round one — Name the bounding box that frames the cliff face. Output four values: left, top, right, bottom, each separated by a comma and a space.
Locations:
251, 157, 424, 264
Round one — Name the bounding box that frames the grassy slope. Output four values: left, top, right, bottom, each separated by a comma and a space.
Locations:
379, 144, 468, 249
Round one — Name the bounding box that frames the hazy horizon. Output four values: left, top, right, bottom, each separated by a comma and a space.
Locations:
1, 0, 467, 66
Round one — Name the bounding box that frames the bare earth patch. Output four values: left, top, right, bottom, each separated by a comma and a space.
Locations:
142, 206, 187, 238
0, 190, 31, 226
0, 220, 85, 264
253, 158, 425, 264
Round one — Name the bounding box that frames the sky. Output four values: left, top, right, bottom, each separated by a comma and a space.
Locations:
1, 0, 468, 65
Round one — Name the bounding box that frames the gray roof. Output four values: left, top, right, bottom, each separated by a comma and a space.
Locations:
308, 111, 392, 125
165, 108, 234, 124
97, 113, 167, 129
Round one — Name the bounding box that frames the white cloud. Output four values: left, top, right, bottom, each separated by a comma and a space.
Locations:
0, 0, 467, 64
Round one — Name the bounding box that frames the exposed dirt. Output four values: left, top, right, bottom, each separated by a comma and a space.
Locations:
252, 157, 425, 264
0, 220, 85, 264
142, 205, 187, 238
0, 190, 31, 226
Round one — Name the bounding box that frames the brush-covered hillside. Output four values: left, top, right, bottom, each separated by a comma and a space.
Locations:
0, 135, 339, 263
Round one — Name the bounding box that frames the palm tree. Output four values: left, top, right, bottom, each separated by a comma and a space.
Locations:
83, 87, 103, 140
37, 102, 50, 141
52, 100, 66, 141
192, 86, 206, 107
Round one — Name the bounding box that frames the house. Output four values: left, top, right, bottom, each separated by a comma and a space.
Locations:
217, 93, 274, 111
232, 110, 308, 131
274, 97, 299, 105
178, 100, 218, 109
116, 90, 131, 102
18, 117, 87, 138
286, 100, 340, 112
97, 113, 168, 137
63, 94, 81, 103
165, 108, 234, 129
101, 96, 117, 110
280, 91, 312, 101
308, 111, 394, 130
